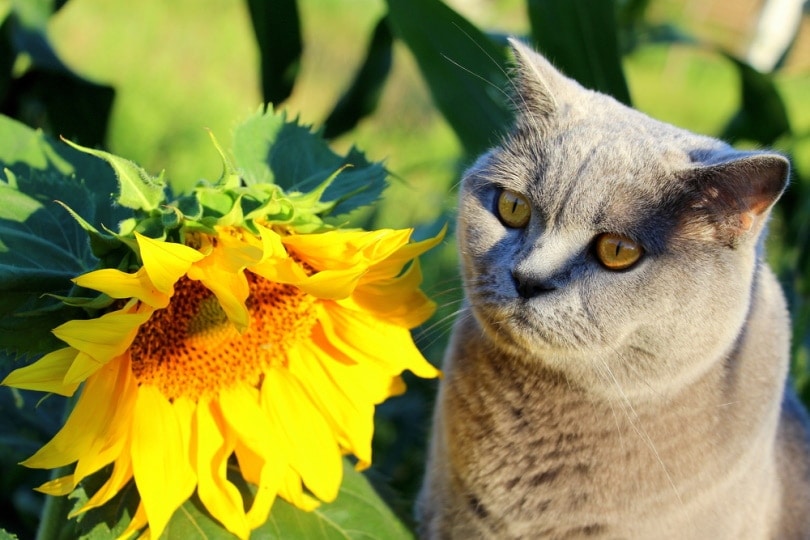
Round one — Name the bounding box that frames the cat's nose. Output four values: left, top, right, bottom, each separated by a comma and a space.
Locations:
511, 270, 557, 298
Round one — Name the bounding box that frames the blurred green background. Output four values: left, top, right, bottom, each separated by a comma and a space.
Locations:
1, 0, 809, 536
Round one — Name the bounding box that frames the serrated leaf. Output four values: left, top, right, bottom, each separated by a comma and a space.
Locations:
61, 139, 166, 212
385, 0, 513, 155
528, 0, 631, 105
232, 108, 387, 217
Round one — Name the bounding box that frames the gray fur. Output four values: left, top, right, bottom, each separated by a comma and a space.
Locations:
417, 39, 810, 539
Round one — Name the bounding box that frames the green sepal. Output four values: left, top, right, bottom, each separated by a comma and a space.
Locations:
54, 200, 123, 259
197, 188, 236, 219
61, 138, 167, 212
215, 193, 246, 227
207, 129, 241, 189
176, 193, 204, 221
161, 205, 184, 230
46, 293, 116, 311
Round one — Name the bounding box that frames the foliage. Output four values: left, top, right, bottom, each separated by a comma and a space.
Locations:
0, 0, 808, 538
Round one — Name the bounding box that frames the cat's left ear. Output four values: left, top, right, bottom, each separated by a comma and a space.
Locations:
688, 153, 789, 246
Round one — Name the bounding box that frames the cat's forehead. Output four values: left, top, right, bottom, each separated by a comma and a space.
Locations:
491, 107, 707, 232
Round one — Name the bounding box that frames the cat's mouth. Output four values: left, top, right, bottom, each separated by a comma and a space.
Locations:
469, 292, 600, 356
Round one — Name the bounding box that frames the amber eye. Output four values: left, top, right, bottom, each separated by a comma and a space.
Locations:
594, 233, 643, 271
497, 190, 531, 228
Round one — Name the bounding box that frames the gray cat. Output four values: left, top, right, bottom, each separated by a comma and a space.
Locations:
417, 39, 810, 539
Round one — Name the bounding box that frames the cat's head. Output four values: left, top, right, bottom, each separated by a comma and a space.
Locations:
457, 39, 789, 398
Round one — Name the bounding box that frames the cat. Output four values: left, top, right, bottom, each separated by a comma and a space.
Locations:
417, 38, 810, 539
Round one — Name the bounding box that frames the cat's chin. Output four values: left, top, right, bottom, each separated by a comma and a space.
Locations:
470, 301, 590, 357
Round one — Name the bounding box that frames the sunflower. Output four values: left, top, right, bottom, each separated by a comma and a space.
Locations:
2, 222, 442, 539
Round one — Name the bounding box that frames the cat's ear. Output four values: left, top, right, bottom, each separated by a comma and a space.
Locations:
686, 153, 789, 246
507, 38, 576, 122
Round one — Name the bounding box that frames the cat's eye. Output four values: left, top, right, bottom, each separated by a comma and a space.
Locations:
497, 190, 531, 228
594, 233, 643, 271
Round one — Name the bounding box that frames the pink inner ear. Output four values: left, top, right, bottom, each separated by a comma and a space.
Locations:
739, 212, 755, 233
749, 193, 775, 216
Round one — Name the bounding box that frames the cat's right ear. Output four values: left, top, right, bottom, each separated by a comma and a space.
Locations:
507, 38, 561, 121
684, 152, 790, 247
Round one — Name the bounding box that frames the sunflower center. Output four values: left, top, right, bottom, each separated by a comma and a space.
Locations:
129, 272, 317, 401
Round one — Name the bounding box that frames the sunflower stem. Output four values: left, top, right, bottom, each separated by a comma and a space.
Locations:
35, 476, 73, 540
35, 393, 81, 540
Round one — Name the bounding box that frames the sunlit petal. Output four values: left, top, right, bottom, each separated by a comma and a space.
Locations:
23, 357, 126, 470
73, 266, 169, 308
1, 347, 79, 396
135, 232, 204, 294
35, 474, 75, 496
130, 385, 196, 539
194, 397, 249, 539
53, 308, 151, 361
261, 368, 343, 502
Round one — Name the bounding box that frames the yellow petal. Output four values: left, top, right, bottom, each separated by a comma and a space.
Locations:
219, 386, 274, 459
23, 357, 126, 470
63, 351, 104, 385
286, 343, 374, 468
119, 502, 149, 540
261, 368, 343, 503
361, 224, 446, 282
220, 386, 287, 527
235, 442, 286, 529
135, 232, 204, 295
185, 231, 261, 331
53, 308, 151, 362
35, 474, 76, 496
74, 267, 169, 308
283, 228, 411, 271
72, 450, 133, 515
1, 347, 79, 396
343, 258, 436, 328
194, 397, 249, 539
323, 303, 440, 379
130, 385, 196, 539
277, 465, 320, 511
72, 354, 138, 484
187, 261, 250, 331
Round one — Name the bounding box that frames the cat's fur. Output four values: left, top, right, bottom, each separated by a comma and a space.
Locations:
417, 39, 810, 539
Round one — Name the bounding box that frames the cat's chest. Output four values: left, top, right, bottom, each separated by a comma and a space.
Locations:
442, 351, 730, 527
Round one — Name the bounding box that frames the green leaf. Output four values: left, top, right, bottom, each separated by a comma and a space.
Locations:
323, 17, 394, 139
61, 139, 166, 212
232, 107, 387, 217
0, 115, 127, 358
720, 53, 791, 145
528, 0, 631, 105
256, 462, 413, 539
385, 0, 513, 156
246, 0, 302, 105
